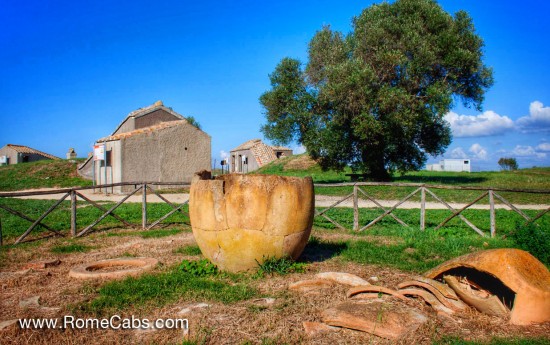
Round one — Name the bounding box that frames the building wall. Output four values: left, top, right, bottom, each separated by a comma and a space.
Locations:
120, 123, 210, 192
0, 146, 54, 165
442, 159, 471, 172
230, 149, 258, 173
114, 117, 135, 135
135, 109, 180, 130
92, 141, 123, 193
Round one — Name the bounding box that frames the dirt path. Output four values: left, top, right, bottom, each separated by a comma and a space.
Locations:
4, 188, 548, 210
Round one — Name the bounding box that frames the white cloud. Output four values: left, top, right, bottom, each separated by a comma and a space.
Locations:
293, 145, 306, 154
449, 147, 468, 159
517, 101, 550, 132
444, 110, 514, 137
220, 150, 229, 160
536, 142, 550, 152
511, 145, 546, 158
469, 143, 488, 160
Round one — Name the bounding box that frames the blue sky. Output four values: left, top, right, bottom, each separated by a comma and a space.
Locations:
1, 0, 549, 171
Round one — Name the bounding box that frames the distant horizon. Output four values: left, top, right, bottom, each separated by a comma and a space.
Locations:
1, 1, 549, 172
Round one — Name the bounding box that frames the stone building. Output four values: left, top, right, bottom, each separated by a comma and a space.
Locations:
78, 101, 211, 192
229, 139, 292, 173
0, 144, 59, 165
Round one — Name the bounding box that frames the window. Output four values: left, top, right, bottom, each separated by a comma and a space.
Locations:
464, 160, 469, 164
105, 150, 112, 167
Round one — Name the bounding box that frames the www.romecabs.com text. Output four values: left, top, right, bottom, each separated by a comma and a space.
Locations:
18, 315, 188, 330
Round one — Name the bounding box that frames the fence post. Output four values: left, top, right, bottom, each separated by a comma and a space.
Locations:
71, 190, 77, 237
142, 184, 147, 229
0, 217, 3, 247
489, 190, 495, 237
420, 187, 426, 231
353, 185, 359, 231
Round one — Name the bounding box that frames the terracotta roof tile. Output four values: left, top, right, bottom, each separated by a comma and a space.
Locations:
6, 144, 59, 160
97, 120, 187, 142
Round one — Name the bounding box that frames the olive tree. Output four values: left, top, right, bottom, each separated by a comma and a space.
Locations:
260, 0, 493, 180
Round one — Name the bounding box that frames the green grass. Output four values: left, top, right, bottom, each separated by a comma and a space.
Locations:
254, 256, 307, 277
174, 245, 203, 256
256, 154, 550, 204
50, 243, 91, 253
0, 198, 190, 241
75, 262, 258, 316
139, 228, 182, 238
0, 159, 92, 191
435, 337, 550, 345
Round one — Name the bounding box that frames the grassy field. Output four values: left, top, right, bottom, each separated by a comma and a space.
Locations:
0, 159, 92, 191
256, 154, 550, 204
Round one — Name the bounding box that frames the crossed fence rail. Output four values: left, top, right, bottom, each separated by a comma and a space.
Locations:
314, 182, 550, 237
0, 182, 190, 245
0, 181, 548, 245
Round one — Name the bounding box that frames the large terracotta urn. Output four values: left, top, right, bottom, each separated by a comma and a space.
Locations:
189, 174, 314, 272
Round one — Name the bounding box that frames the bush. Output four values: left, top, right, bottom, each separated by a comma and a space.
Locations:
510, 223, 550, 266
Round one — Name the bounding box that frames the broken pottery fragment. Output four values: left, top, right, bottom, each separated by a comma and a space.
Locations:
397, 280, 467, 311
322, 300, 428, 340
289, 279, 334, 292
425, 248, 550, 325
302, 322, 340, 337
23, 259, 61, 270
347, 285, 409, 302
398, 288, 454, 315
406, 276, 459, 300
315, 272, 370, 287
443, 276, 509, 318
189, 174, 314, 272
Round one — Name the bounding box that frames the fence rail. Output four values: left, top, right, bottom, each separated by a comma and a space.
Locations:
0, 182, 190, 245
313, 182, 550, 237
0, 181, 549, 245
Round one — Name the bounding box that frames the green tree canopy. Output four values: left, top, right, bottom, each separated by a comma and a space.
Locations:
498, 157, 518, 171
260, 0, 493, 180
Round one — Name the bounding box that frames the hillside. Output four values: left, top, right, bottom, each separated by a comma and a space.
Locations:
256, 154, 550, 190
0, 159, 92, 191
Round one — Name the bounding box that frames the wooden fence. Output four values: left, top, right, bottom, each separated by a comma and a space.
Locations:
0, 181, 549, 245
313, 182, 550, 237
0, 182, 190, 245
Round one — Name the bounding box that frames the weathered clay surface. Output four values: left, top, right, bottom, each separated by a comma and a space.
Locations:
425, 248, 550, 325
321, 300, 428, 340
405, 276, 459, 300
397, 280, 467, 311
289, 279, 334, 292
315, 272, 370, 287
189, 174, 314, 272
443, 276, 509, 318
398, 288, 454, 315
347, 285, 409, 302
69, 257, 158, 280
302, 322, 340, 337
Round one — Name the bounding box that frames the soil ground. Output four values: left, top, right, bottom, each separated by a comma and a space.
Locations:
1, 228, 549, 344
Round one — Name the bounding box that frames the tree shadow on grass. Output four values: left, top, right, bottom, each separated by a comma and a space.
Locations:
394, 175, 488, 185
299, 237, 348, 263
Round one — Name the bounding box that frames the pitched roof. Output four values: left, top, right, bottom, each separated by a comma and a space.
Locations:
230, 139, 286, 167
5, 144, 59, 160
111, 100, 186, 135
97, 120, 187, 142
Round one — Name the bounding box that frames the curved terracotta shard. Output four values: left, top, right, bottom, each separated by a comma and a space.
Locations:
315, 272, 370, 287
397, 281, 467, 311
398, 288, 454, 315
407, 277, 459, 300
347, 285, 409, 302
443, 276, 509, 318
425, 248, 550, 325
322, 301, 428, 340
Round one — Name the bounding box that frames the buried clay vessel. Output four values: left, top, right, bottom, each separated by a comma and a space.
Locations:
425, 248, 550, 325
189, 174, 314, 272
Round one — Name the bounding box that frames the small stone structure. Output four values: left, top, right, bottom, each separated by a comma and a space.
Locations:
66, 148, 77, 159
189, 174, 314, 272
